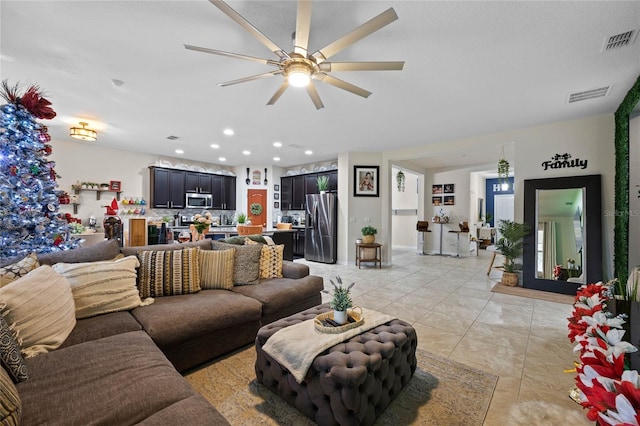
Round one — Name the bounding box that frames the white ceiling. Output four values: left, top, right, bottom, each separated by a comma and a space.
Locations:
1, 1, 639, 169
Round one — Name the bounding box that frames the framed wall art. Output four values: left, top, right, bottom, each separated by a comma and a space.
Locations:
432, 184, 443, 194
274, 202, 280, 209
432, 196, 442, 206
444, 195, 455, 206
354, 165, 379, 197
444, 184, 454, 194
274, 193, 279, 200
274, 184, 280, 191
109, 180, 121, 191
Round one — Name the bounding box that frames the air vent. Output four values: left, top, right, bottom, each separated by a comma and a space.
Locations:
602, 30, 637, 52
166, 135, 179, 140
567, 86, 611, 103
288, 143, 305, 149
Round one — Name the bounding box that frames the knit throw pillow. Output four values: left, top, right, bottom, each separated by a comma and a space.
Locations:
0, 265, 76, 358
137, 248, 201, 298
211, 241, 262, 285
259, 244, 284, 279
199, 249, 235, 290
0, 253, 39, 287
0, 316, 28, 383
52, 256, 151, 319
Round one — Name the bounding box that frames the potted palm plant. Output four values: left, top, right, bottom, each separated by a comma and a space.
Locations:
495, 219, 530, 286
361, 225, 377, 244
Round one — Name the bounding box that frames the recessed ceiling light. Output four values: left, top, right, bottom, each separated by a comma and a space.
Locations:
242, 150, 251, 155
210, 144, 219, 149
175, 149, 184, 154
273, 157, 280, 161
218, 157, 226, 162
273, 142, 282, 148
305, 150, 313, 155
223, 128, 234, 136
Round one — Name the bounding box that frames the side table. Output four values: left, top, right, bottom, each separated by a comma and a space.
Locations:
355, 242, 382, 269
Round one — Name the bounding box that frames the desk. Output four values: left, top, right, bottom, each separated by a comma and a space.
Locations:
356, 243, 382, 269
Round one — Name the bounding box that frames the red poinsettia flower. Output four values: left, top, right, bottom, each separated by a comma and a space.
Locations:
19, 86, 56, 119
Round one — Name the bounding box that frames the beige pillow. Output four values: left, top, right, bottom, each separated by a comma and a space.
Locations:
259, 244, 284, 279
52, 256, 149, 319
211, 241, 262, 285
199, 249, 235, 290
0, 265, 76, 358
136, 248, 201, 298
0, 253, 39, 287
0, 367, 21, 424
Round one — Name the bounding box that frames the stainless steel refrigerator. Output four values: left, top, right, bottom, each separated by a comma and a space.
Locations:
305, 193, 337, 264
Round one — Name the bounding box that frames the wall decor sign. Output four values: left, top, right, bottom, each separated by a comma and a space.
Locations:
432, 184, 443, 194
542, 153, 588, 171
354, 165, 379, 197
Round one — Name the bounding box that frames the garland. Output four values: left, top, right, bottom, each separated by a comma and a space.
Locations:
614, 74, 640, 284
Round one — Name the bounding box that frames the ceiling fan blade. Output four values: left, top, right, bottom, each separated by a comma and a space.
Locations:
219, 70, 282, 87
311, 8, 398, 63
315, 73, 371, 98
318, 61, 405, 72
306, 82, 324, 110
294, 0, 312, 56
209, 0, 289, 59
184, 44, 280, 66
267, 81, 289, 105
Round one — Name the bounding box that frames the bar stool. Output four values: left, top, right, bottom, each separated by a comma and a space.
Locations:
448, 222, 469, 258
416, 221, 431, 255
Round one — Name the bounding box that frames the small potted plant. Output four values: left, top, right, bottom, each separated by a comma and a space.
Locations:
324, 276, 354, 325
316, 175, 329, 193
236, 212, 247, 224
361, 225, 377, 244
494, 219, 530, 286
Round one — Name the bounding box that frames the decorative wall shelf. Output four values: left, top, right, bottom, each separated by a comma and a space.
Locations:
74, 188, 122, 201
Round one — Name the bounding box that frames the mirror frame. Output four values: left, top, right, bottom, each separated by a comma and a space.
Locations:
523, 174, 602, 295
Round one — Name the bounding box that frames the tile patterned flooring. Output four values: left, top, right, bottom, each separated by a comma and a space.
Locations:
296, 247, 591, 425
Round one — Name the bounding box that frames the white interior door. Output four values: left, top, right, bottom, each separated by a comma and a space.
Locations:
494, 194, 514, 242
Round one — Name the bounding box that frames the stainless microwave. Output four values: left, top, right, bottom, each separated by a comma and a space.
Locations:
185, 193, 212, 209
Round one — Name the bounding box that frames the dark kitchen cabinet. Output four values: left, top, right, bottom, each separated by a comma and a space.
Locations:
185, 172, 212, 194
280, 170, 338, 211
211, 175, 236, 210
292, 176, 306, 210
281, 176, 293, 209
293, 229, 306, 257
150, 167, 185, 209
317, 171, 338, 192
305, 174, 319, 195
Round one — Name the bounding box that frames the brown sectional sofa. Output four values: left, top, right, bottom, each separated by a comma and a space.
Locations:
5, 238, 324, 425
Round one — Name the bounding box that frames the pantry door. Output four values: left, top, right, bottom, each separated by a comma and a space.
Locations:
247, 189, 267, 227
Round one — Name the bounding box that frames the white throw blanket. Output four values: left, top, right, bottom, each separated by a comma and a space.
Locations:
262, 308, 396, 383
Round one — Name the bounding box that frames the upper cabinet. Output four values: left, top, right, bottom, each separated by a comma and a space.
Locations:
280, 170, 337, 210
150, 167, 236, 210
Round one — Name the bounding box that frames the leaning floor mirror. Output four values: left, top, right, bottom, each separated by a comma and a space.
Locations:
523, 174, 602, 295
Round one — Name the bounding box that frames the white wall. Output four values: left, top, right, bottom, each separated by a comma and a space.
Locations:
391, 168, 419, 248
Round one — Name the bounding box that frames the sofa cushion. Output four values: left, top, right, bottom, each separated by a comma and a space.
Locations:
281, 261, 310, 279
199, 249, 235, 290
60, 311, 143, 348
17, 331, 211, 425
131, 290, 262, 349
120, 239, 212, 257
137, 248, 201, 298
259, 244, 284, 279
37, 239, 120, 265
135, 395, 229, 425
52, 256, 148, 319
211, 241, 262, 285
0, 366, 20, 425
0, 265, 76, 358
0, 252, 39, 287
231, 276, 324, 316
0, 316, 27, 383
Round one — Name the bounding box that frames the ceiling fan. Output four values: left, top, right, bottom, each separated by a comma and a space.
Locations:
185, 0, 404, 109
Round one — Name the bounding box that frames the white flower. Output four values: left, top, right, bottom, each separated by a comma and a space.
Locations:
575, 294, 606, 311
581, 311, 625, 329
598, 394, 640, 426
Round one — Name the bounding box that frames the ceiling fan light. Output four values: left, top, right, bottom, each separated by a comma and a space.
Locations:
287, 64, 311, 87
70, 122, 97, 141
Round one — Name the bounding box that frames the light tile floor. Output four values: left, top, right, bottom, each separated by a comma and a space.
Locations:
296, 247, 591, 425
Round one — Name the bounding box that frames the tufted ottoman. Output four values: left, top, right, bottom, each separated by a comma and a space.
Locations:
255, 304, 417, 425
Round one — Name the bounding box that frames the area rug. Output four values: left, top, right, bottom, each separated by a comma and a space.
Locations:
185, 346, 498, 425
491, 283, 575, 304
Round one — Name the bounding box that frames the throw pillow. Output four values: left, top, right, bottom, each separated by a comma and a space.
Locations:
244, 237, 259, 245
0, 265, 76, 358
211, 241, 262, 285
199, 249, 235, 290
37, 239, 121, 266
0, 367, 21, 425
0, 252, 39, 287
52, 256, 150, 319
137, 248, 201, 298
0, 316, 28, 383
259, 244, 284, 279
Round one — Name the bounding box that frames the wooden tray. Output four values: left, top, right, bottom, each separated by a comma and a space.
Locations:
314, 307, 364, 334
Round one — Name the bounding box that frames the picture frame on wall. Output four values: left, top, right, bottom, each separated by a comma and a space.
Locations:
354, 165, 379, 197
274, 202, 280, 209
444, 184, 454, 194
274, 184, 280, 191
109, 180, 121, 191
432, 196, 443, 206
444, 195, 455, 206
274, 193, 279, 200
432, 184, 443, 194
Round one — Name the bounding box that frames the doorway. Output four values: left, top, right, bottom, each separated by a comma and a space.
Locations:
247, 189, 267, 227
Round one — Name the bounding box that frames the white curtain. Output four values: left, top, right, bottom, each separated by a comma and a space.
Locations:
542, 221, 557, 279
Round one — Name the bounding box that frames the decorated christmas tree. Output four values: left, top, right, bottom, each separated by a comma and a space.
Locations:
0, 81, 77, 260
